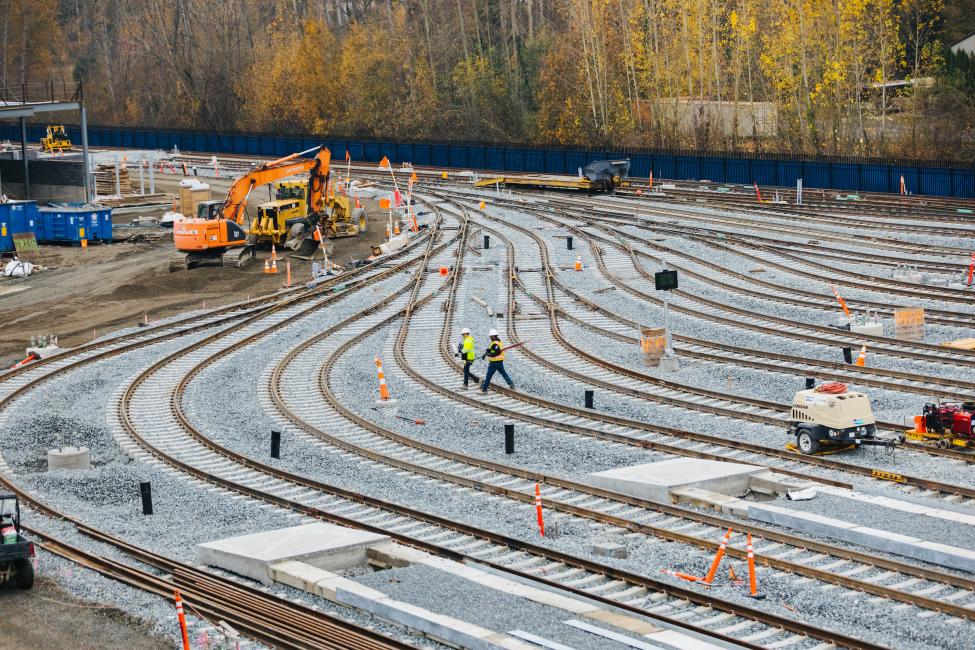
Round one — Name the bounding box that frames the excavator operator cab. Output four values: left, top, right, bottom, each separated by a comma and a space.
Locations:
196, 200, 225, 220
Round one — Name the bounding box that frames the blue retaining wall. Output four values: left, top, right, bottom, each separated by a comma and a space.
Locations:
3, 123, 973, 198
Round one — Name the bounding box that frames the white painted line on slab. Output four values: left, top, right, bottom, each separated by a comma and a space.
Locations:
562, 619, 664, 649
509, 629, 578, 650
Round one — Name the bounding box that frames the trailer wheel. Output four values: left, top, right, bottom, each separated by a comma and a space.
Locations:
797, 431, 819, 455
938, 438, 951, 449
14, 558, 33, 590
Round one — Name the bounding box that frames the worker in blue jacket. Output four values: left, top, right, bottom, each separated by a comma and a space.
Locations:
480, 329, 514, 392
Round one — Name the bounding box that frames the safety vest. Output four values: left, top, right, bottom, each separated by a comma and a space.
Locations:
462, 335, 476, 361
487, 340, 505, 362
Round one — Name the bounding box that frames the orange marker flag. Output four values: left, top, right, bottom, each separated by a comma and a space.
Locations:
379, 156, 390, 168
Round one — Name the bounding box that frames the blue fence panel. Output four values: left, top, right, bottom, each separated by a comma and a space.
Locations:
700, 157, 723, 182
504, 148, 524, 172
481, 146, 502, 170
778, 161, 802, 188
524, 149, 545, 172
889, 166, 916, 195
860, 164, 888, 193
446, 145, 465, 168
628, 155, 650, 178
725, 159, 750, 184
653, 155, 677, 179
752, 159, 776, 185
800, 161, 829, 189
431, 143, 449, 168
952, 169, 975, 198
676, 156, 699, 180
829, 163, 858, 191
920, 167, 950, 196
565, 151, 589, 176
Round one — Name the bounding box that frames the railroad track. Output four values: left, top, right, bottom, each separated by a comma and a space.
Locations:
421, 192, 975, 493
103, 207, 819, 648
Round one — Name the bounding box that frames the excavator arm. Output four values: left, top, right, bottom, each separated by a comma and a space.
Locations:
219, 146, 331, 224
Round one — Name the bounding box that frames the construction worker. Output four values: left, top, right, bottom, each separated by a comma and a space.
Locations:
480, 329, 514, 392
457, 327, 476, 389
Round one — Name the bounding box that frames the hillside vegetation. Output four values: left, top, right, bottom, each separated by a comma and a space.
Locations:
3, 0, 975, 160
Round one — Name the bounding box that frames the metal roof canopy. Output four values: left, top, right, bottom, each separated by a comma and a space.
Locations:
0, 84, 91, 202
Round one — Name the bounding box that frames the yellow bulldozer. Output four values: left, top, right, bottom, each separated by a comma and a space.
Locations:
40, 125, 72, 152
249, 180, 367, 252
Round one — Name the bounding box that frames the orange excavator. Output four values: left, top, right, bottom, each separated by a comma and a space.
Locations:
171, 146, 332, 270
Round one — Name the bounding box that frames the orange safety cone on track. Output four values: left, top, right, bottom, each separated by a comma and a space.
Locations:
271, 242, 278, 261
660, 569, 701, 583
394, 220, 401, 236
855, 344, 867, 367
534, 483, 545, 536
375, 357, 391, 401
173, 591, 191, 650
574, 256, 582, 271
702, 528, 733, 585
263, 259, 271, 274
746, 533, 764, 599
270, 258, 278, 274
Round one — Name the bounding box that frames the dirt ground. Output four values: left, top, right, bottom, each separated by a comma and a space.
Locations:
0, 175, 392, 367
0, 577, 174, 649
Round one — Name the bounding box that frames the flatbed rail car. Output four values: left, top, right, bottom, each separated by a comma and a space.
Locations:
474, 159, 631, 193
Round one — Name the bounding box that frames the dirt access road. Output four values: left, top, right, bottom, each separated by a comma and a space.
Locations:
0, 577, 174, 649
0, 175, 391, 367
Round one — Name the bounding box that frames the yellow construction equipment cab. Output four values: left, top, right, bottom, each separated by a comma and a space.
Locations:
40, 125, 71, 152
250, 199, 305, 247
271, 179, 367, 240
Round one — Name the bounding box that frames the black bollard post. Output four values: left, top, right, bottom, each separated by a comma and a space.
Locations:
805, 377, 815, 390
504, 424, 515, 454
271, 430, 281, 459
584, 389, 594, 409
567, 235, 574, 250
483, 234, 490, 249
140, 482, 153, 515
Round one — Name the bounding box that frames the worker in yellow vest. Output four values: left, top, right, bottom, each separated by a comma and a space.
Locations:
457, 327, 476, 389
480, 329, 514, 392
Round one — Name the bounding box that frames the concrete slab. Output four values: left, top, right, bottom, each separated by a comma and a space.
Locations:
196, 522, 388, 585
588, 458, 764, 504
670, 487, 749, 516
749, 503, 975, 573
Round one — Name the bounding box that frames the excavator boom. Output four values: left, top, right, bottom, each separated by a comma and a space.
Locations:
220, 146, 331, 224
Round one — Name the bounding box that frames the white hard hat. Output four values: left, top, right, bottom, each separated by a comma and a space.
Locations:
461, 327, 470, 334
489, 329, 498, 336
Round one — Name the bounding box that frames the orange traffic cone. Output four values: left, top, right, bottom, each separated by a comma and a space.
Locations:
746, 533, 764, 599
270, 258, 278, 274
375, 357, 391, 401
855, 344, 866, 367
479, 201, 486, 209
702, 528, 733, 585
394, 220, 401, 236
271, 242, 278, 261
574, 256, 582, 271
173, 591, 191, 650
534, 483, 545, 537
660, 569, 701, 583
263, 259, 271, 274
